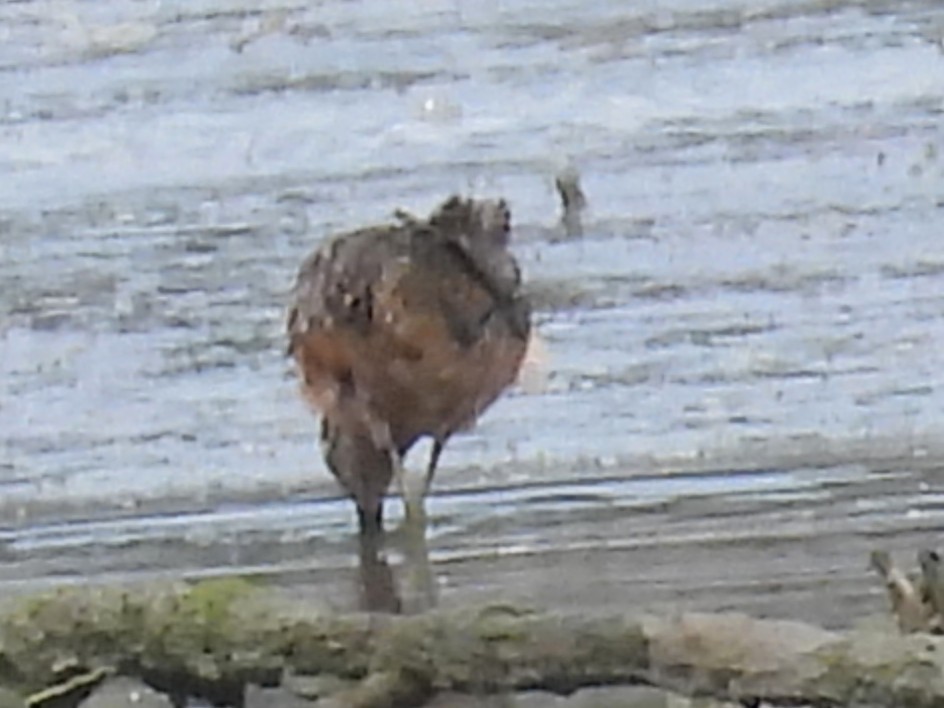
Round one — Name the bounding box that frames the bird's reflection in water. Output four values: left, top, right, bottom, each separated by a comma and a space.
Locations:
356, 532, 400, 614
355, 515, 437, 615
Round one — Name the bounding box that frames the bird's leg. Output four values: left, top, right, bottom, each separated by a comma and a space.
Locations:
390, 448, 426, 525
422, 438, 445, 497
356, 527, 401, 613
397, 504, 437, 613
357, 504, 384, 538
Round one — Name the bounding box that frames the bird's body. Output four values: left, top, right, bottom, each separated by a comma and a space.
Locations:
287, 196, 530, 533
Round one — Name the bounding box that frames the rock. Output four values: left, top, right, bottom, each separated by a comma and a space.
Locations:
281, 671, 354, 700
337, 684, 811, 708
425, 692, 516, 707
510, 692, 567, 707
78, 677, 172, 708
430, 686, 752, 707
565, 686, 674, 707
245, 685, 315, 708
526, 685, 718, 707
0, 687, 26, 708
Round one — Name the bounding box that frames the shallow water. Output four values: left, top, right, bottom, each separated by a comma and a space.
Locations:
2, 0, 944, 627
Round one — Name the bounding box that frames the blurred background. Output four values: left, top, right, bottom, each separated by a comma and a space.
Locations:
1, 0, 943, 627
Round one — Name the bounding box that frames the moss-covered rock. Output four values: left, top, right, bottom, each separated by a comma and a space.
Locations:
3, 581, 944, 708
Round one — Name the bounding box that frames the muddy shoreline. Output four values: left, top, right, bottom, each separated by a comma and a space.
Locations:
3, 435, 943, 632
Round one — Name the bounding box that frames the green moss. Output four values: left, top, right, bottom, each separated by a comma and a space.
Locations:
177, 578, 259, 629
0, 687, 26, 708
810, 634, 944, 708
809, 640, 858, 703
135, 579, 267, 684
0, 579, 268, 697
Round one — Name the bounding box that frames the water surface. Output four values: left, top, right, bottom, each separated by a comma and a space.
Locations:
2, 0, 944, 627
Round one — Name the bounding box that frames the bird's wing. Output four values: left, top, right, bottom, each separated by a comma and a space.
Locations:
286, 225, 415, 422
287, 226, 402, 349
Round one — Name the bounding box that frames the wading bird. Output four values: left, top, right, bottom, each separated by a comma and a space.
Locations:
287, 196, 531, 534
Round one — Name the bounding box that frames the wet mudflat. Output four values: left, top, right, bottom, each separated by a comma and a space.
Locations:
2, 0, 944, 630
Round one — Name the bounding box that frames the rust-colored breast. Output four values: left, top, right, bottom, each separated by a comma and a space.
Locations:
287, 202, 530, 452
